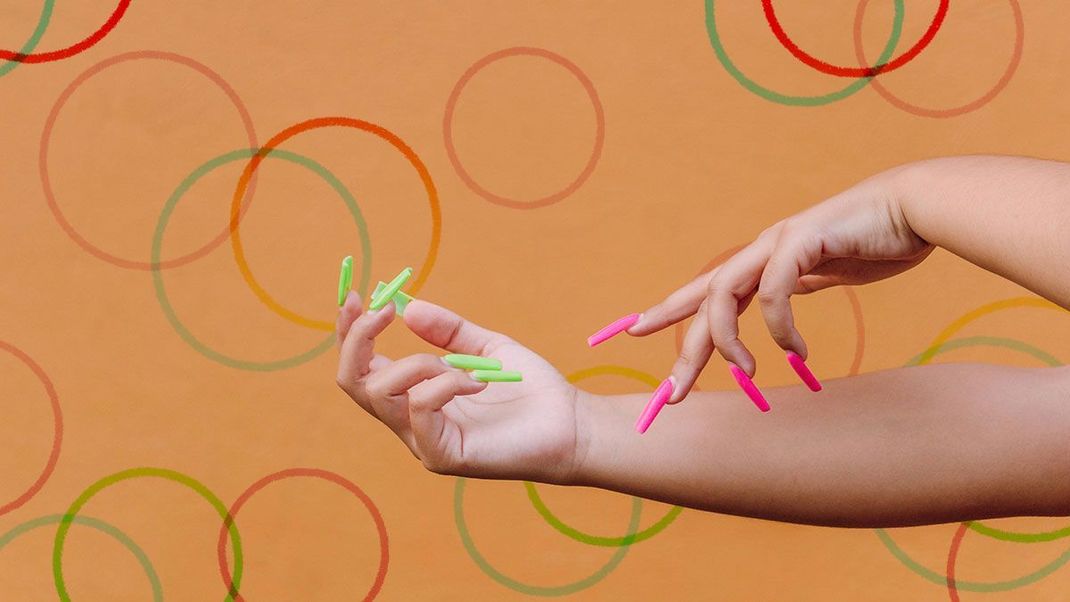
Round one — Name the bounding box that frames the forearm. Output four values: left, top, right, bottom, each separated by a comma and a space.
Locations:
893, 155, 1070, 308
571, 363, 1070, 527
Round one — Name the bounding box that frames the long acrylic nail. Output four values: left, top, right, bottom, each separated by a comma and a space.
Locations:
471, 370, 522, 382
443, 354, 503, 371
728, 364, 770, 412
587, 313, 640, 347
635, 377, 674, 434
786, 351, 822, 392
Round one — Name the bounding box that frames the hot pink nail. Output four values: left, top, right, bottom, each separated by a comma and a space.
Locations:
728, 364, 770, 412
786, 351, 822, 392
635, 377, 674, 434
587, 313, 641, 347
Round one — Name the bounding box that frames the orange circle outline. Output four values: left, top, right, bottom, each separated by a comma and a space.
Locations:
228, 117, 442, 331
443, 47, 605, 210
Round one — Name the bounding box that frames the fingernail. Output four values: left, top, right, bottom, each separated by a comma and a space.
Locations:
472, 370, 522, 382
728, 363, 770, 412
443, 354, 502, 371
337, 256, 354, 306
786, 351, 822, 392
587, 313, 641, 347
635, 377, 674, 434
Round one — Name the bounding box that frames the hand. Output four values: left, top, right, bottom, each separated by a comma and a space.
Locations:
336, 294, 583, 484
630, 170, 934, 402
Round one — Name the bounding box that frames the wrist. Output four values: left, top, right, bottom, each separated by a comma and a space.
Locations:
564, 388, 603, 486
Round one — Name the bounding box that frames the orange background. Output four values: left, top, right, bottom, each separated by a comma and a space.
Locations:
2, 1, 1069, 600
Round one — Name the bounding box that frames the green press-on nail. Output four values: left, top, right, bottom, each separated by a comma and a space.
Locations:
372, 281, 414, 315
443, 354, 502, 371
369, 267, 413, 310
472, 370, 522, 382
337, 256, 353, 306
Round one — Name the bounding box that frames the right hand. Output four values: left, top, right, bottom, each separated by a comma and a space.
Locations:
628, 169, 935, 402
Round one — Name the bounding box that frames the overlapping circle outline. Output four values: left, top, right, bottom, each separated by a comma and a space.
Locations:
707, 0, 1022, 116
0, 0, 130, 64
454, 477, 640, 596
228, 116, 440, 332
704, 0, 904, 106
875, 296, 1070, 592
443, 47, 605, 209
762, 0, 948, 77
524, 366, 683, 547
0, 341, 63, 518
152, 148, 370, 372
0, 0, 52, 79
215, 468, 389, 601
0, 514, 162, 601
853, 0, 1024, 119
53, 467, 243, 602
40, 51, 261, 271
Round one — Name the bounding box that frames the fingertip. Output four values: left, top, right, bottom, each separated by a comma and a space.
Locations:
623, 312, 646, 335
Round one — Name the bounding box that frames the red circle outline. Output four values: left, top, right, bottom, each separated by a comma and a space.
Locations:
762, 0, 948, 77
443, 47, 605, 210
0, 341, 62, 517
946, 522, 968, 601
39, 51, 259, 270
854, 0, 1024, 118
217, 468, 389, 601
0, 0, 131, 63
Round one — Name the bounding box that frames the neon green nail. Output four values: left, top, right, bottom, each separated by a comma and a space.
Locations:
372, 281, 415, 315
472, 370, 522, 382
337, 256, 353, 306
443, 354, 502, 371
369, 267, 413, 310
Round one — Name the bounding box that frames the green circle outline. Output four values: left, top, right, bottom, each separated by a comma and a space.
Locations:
0, 514, 161, 601
704, 0, 904, 106
151, 148, 372, 371
522, 365, 684, 547
455, 477, 641, 596
53, 467, 243, 602
876, 335, 1069, 592
0, 1, 53, 78
524, 482, 683, 547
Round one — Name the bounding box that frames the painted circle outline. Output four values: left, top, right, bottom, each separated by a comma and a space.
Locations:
53, 467, 243, 602
455, 477, 640, 596
704, 0, 904, 106
854, 0, 1024, 118
672, 247, 866, 378
40, 50, 259, 270
229, 116, 439, 331
524, 366, 683, 547
762, 0, 948, 77
0, 514, 162, 601
443, 46, 605, 209
0, 341, 63, 517
0, 0, 129, 63
152, 148, 371, 371
216, 468, 389, 601
922, 296, 1070, 542
0, 0, 52, 78
875, 335, 1070, 592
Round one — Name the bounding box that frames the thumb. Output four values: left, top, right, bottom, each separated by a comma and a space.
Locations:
403, 299, 511, 356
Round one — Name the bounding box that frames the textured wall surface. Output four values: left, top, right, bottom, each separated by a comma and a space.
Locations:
1, 1, 1069, 600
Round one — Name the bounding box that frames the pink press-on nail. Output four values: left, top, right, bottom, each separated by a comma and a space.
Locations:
587, 313, 641, 347
786, 351, 822, 392
728, 364, 770, 412
635, 377, 674, 434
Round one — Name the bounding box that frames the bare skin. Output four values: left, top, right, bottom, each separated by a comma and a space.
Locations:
336, 155, 1070, 528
